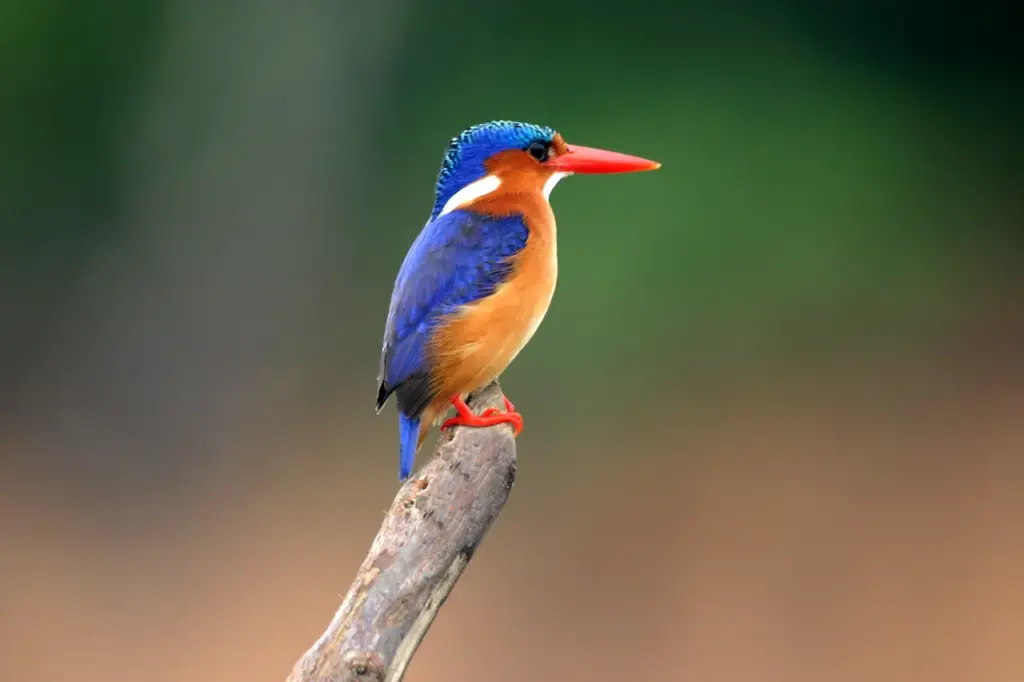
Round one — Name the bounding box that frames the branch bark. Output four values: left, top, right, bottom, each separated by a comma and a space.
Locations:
287, 381, 518, 682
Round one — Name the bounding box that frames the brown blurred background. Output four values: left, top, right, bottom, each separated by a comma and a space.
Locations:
2, 1, 1022, 680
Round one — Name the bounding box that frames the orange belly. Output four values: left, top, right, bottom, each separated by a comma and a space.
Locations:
421, 223, 556, 428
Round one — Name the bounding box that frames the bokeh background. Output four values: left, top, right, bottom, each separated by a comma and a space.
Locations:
2, 1, 1022, 680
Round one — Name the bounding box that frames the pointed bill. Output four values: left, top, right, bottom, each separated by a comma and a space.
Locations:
549, 144, 661, 174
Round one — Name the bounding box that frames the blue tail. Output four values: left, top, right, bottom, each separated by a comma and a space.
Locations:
398, 413, 421, 482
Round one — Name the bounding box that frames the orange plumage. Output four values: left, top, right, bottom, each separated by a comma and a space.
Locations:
376, 121, 658, 481
417, 142, 564, 446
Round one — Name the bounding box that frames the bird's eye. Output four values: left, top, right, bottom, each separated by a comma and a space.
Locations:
526, 140, 551, 162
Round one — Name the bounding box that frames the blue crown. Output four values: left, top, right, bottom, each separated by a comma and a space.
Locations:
431, 120, 555, 219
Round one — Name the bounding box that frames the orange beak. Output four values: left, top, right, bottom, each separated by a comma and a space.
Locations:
549, 144, 661, 174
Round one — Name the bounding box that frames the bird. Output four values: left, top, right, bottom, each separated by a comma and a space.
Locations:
375, 120, 660, 481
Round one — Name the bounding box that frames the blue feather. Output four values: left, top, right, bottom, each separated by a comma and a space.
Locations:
398, 412, 420, 481
378, 209, 529, 416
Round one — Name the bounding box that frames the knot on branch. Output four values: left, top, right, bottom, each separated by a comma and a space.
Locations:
342, 651, 385, 681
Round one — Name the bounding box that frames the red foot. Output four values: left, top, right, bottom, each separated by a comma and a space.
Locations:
440, 394, 523, 436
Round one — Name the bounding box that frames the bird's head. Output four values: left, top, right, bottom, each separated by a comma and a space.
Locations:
430, 120, 660, 220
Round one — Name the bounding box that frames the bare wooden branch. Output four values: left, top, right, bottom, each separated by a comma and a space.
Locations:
287, 381, 518, 682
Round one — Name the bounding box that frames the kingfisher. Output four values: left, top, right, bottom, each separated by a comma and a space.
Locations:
376, 120, 660, 481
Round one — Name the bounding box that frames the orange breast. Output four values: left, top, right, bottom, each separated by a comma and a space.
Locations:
424, 192, 557, 422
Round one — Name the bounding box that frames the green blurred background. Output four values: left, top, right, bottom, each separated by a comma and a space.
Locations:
2, 1, 1022, 680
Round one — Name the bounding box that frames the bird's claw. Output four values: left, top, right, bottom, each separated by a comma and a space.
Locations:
441, 395, 523, 436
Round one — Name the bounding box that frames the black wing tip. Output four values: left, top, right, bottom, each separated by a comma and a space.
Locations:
377, 372, 433, 417
375, 382, 391, 413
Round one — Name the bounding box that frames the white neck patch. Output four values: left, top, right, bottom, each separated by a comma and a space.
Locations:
542, 171, 569, 200
438, 174, 502, 217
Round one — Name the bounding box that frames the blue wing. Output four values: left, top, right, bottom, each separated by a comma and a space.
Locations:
376, 209, 528, 417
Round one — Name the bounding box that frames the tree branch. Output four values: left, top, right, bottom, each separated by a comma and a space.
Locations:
287, 381, 518, 682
